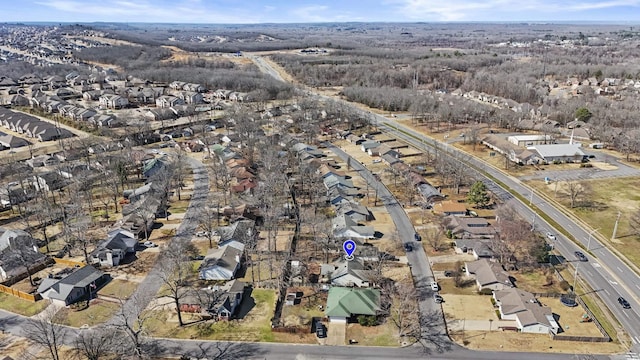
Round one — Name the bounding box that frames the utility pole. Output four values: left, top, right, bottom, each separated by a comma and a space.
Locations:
529, 191, 534, 205
611, 211, 621, 240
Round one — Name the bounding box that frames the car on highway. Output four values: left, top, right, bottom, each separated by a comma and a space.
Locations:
430, 281, 439, 291
574, 251, 588, 262
546, 232, 556, 241
433, 293, 444, 303
618, 297, 631, 309
403, 243, 413, 252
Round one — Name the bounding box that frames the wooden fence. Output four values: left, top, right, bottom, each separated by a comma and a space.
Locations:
0, 284, 40, 302
551, 334, 610, 342
53, 257, 85, 267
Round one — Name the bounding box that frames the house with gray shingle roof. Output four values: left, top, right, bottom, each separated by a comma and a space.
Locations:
199, 241, 245, 281
37, 265, 108, 306
465, 259, 513, 291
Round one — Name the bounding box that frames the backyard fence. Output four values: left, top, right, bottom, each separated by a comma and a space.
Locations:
0, 284, 40, 302
53, 257, 85, 267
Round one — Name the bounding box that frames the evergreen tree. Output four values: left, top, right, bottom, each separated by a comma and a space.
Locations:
467, 181, 490, 208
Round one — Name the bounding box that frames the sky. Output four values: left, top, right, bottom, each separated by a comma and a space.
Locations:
1, 0, 640, 23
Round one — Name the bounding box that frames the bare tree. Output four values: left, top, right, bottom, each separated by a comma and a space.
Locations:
111, 292, 154, 359
72, 325, 123, 360
197, 204, 220, 249
423, 226, 445, 252
24, 306, 67, 360
387, 281, 420, 339
158, 241, 197, 327
562, 180, 591, 208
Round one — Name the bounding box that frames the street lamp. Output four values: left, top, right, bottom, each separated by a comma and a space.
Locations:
586, 228, 601, 251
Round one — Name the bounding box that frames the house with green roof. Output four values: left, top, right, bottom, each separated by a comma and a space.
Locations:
325, 287, 381, 323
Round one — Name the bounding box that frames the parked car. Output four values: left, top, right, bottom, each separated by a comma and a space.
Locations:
403, 243, 413, 252
546, 232, 556, 241
444, 270, 454, 277
433, 293, 444, 303
430, 281, 439, 291
618, 297, 631, 309
315, 321, 326, 338
195, 231, 209, 237
414, 233, 422, 242
142, 241, 157, 248
574, 251, 588, 262
189, 255, 205, 261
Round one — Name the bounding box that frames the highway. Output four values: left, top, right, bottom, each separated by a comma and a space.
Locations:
371, 116, 640, 351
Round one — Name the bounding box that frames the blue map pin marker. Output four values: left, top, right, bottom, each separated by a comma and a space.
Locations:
343, 239, 356, 258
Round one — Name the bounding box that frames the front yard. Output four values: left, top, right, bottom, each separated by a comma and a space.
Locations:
55, 299, 120, 327
145, 288, 277, 342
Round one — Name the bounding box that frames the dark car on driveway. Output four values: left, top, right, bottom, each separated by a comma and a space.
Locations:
574, 251, 588, 262
618, 297, 631, 309
404, 243, 413, 252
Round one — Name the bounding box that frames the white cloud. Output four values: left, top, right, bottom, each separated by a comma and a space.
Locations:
34, 0, 260, 23
386, 0, 640, 20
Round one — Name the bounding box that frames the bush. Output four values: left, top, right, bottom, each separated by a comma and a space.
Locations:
553, 159, 562, 165
559, 280, 571, 291
357, 315, 377, 326
495, 309, 502, 319
478, 288, 494, 295
490, 298, 497, 307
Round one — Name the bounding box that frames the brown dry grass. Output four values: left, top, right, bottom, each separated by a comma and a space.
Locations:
452, 330, 624, 354
442, 294, 497, 321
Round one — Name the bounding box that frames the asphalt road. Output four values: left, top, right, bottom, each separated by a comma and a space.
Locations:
372, 117, 640, 351
325, 143, 448, 346
106, 155, 210, 326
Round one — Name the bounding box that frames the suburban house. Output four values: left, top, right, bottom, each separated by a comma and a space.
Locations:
465, 259, 514, 291
433, 201, 467, 216
320, 257, 373, 287
217, 220, 257, 248
418, 182, 445, 204
0, 228, 47, 282
323, 174, 356, 191
493, 288, 559, 334
445, 216, 498, 239
90, 229, 137, 267
332, 214, 375, 240
325, 287, 381, 323
37, 265, 108, 306
454, 239, 495, 259
336, 202, 372, 223
98, 94, 129, 109
155, 95, 184, 108
199, 241, 245, 281
180, 279, 246, 320
360, 141, 381, 153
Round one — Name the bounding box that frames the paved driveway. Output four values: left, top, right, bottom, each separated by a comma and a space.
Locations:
326, 321, 346, 346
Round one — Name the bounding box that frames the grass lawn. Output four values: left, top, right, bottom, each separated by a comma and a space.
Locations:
169, 200, 190, 214
99, 279, 138, 300
528, 177, 640, 267
146, 288, 277, 342
0, 293, 50, 316
55, 300, 120, 327
512, 268, 565, 294
438, 278, 478, 296
346, 319, 400, 347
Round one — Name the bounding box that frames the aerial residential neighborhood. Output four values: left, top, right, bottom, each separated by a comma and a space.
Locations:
1, 6, 640, 360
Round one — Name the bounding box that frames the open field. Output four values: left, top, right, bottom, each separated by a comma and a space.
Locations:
528, 177, 640, 267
